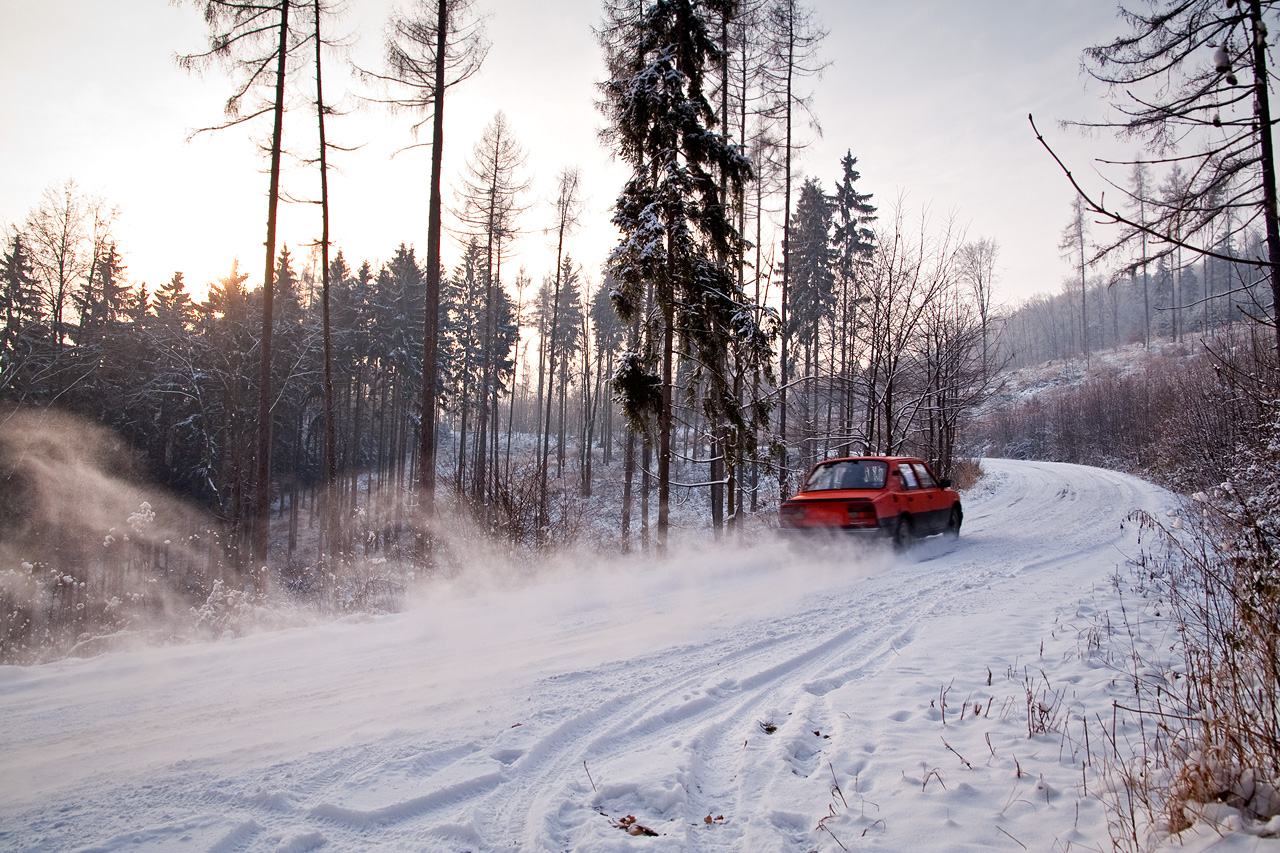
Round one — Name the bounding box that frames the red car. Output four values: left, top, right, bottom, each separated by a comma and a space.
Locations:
778, 456, 962, 549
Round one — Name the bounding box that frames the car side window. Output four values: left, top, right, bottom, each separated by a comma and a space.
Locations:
898, 464, 918, 489
912, 463, 937, 489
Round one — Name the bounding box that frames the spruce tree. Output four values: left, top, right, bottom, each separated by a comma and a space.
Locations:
784, 177, 834, 468
831, 150, 876, 284
600, 0, 754, 552
785, 177, 835, 356
0, 234, 45, 402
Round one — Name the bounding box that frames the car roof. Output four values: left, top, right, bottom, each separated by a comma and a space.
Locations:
811, 456, 922, 465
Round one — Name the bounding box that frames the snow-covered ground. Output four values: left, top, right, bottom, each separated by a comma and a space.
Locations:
2, 459, 1270, 852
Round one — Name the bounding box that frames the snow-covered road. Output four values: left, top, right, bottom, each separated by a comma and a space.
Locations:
1, 460, 1179, 852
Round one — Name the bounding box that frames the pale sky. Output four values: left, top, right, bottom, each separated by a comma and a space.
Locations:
1, 0, 1126, 309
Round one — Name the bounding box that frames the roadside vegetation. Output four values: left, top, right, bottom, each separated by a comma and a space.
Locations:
963, 310, 1279, 848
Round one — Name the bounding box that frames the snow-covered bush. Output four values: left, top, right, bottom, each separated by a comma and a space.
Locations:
971, 327, 1274, 493
1116, 401, 1280, 844
191, 579, 261, 638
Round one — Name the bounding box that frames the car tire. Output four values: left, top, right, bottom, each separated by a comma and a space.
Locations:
892, 515, 913, 552
945, 505, 962, 539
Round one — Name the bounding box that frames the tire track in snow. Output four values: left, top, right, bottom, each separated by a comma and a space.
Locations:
0, 460, 1174, 853
474, 459, 1171, 850
481, 553, 969, 850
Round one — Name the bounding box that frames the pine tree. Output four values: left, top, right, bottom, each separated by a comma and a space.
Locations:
785, 178, 834, 354
600, 0, 754, 551
831, 150, 876, 284
147, 271, 205, 499
551, 258, 584, 480
309, 0, 341, 551
1059, 196, 1090, 362
784, 177, 834, 469
74, 243, 130, 345
536, 169, 583, 538
0, 234, 45, 402
440, 240, 486, 492
454, 112, 529, 503
831, 150, 876, 438
588, 276, 626, 473
153, 272, 197, 337
198, 261, 256, 563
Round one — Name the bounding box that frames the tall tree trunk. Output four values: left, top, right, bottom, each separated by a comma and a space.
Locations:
417, 0, 448, 531
641, 436, 652, 553
709, 4, 730, 537
1141, 196, 1151, 349
556, 358, 568, 478
657, 258, 674, 554
582, 343, 596, 497
621, 426, 635, 550
1248, 0, 1280, 356
1077, 211, 1089, 363
314, 0, 339, 564
751, 147, 764, 514
539, 228, 568, 542
350, 362, 364, 526
457, 393, 470, 493
488, 244, 505, 509
777, 6, 795, 499
475, 156, 500, 503
252, 0, 290, 577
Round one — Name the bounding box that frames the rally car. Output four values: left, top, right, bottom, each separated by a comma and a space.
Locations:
778, 456, 962, 549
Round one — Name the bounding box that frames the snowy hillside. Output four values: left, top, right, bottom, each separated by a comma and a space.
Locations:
2, 459, 1267, 852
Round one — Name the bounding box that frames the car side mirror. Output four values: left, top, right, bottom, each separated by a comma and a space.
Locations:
939, 478, 952, 489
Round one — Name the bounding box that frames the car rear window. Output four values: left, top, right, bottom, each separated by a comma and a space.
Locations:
804, 460, 888, 491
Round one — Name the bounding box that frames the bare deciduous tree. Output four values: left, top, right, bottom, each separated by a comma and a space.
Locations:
374, 0, 488, 526
454, 112, 529, 507
758, 0, 826, 496
180, 0, 305, 572
1036, 0, 1280, 354
957, 237, 999, 382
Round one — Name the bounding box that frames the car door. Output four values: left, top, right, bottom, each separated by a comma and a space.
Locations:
911, 462, 947, 533
896, 462, 920, 520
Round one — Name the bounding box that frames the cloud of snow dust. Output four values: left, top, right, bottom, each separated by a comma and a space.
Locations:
399, 518, 903, 667
0, 406, 909, 668
0, 408, 226, 662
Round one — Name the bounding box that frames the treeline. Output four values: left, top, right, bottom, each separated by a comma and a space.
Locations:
973, 325, 1277, 492
0, 204, 612, 559
1000, 234, 1274, 369
0, 181, 1001, 662
0, 0, 1009, 662
0, 186, 999, 558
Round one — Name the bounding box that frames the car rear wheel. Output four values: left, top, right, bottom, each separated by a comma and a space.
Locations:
945, 505, 962, 539
892, 515, 913, 551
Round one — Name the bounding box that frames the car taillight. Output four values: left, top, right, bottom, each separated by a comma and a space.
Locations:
845, 501, 876, 526
780, 504, 805, 526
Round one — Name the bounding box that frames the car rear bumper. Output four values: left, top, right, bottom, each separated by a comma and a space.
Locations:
777, 519, 895, 537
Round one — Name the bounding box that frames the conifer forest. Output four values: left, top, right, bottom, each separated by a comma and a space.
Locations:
2, 0, 1279, 668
